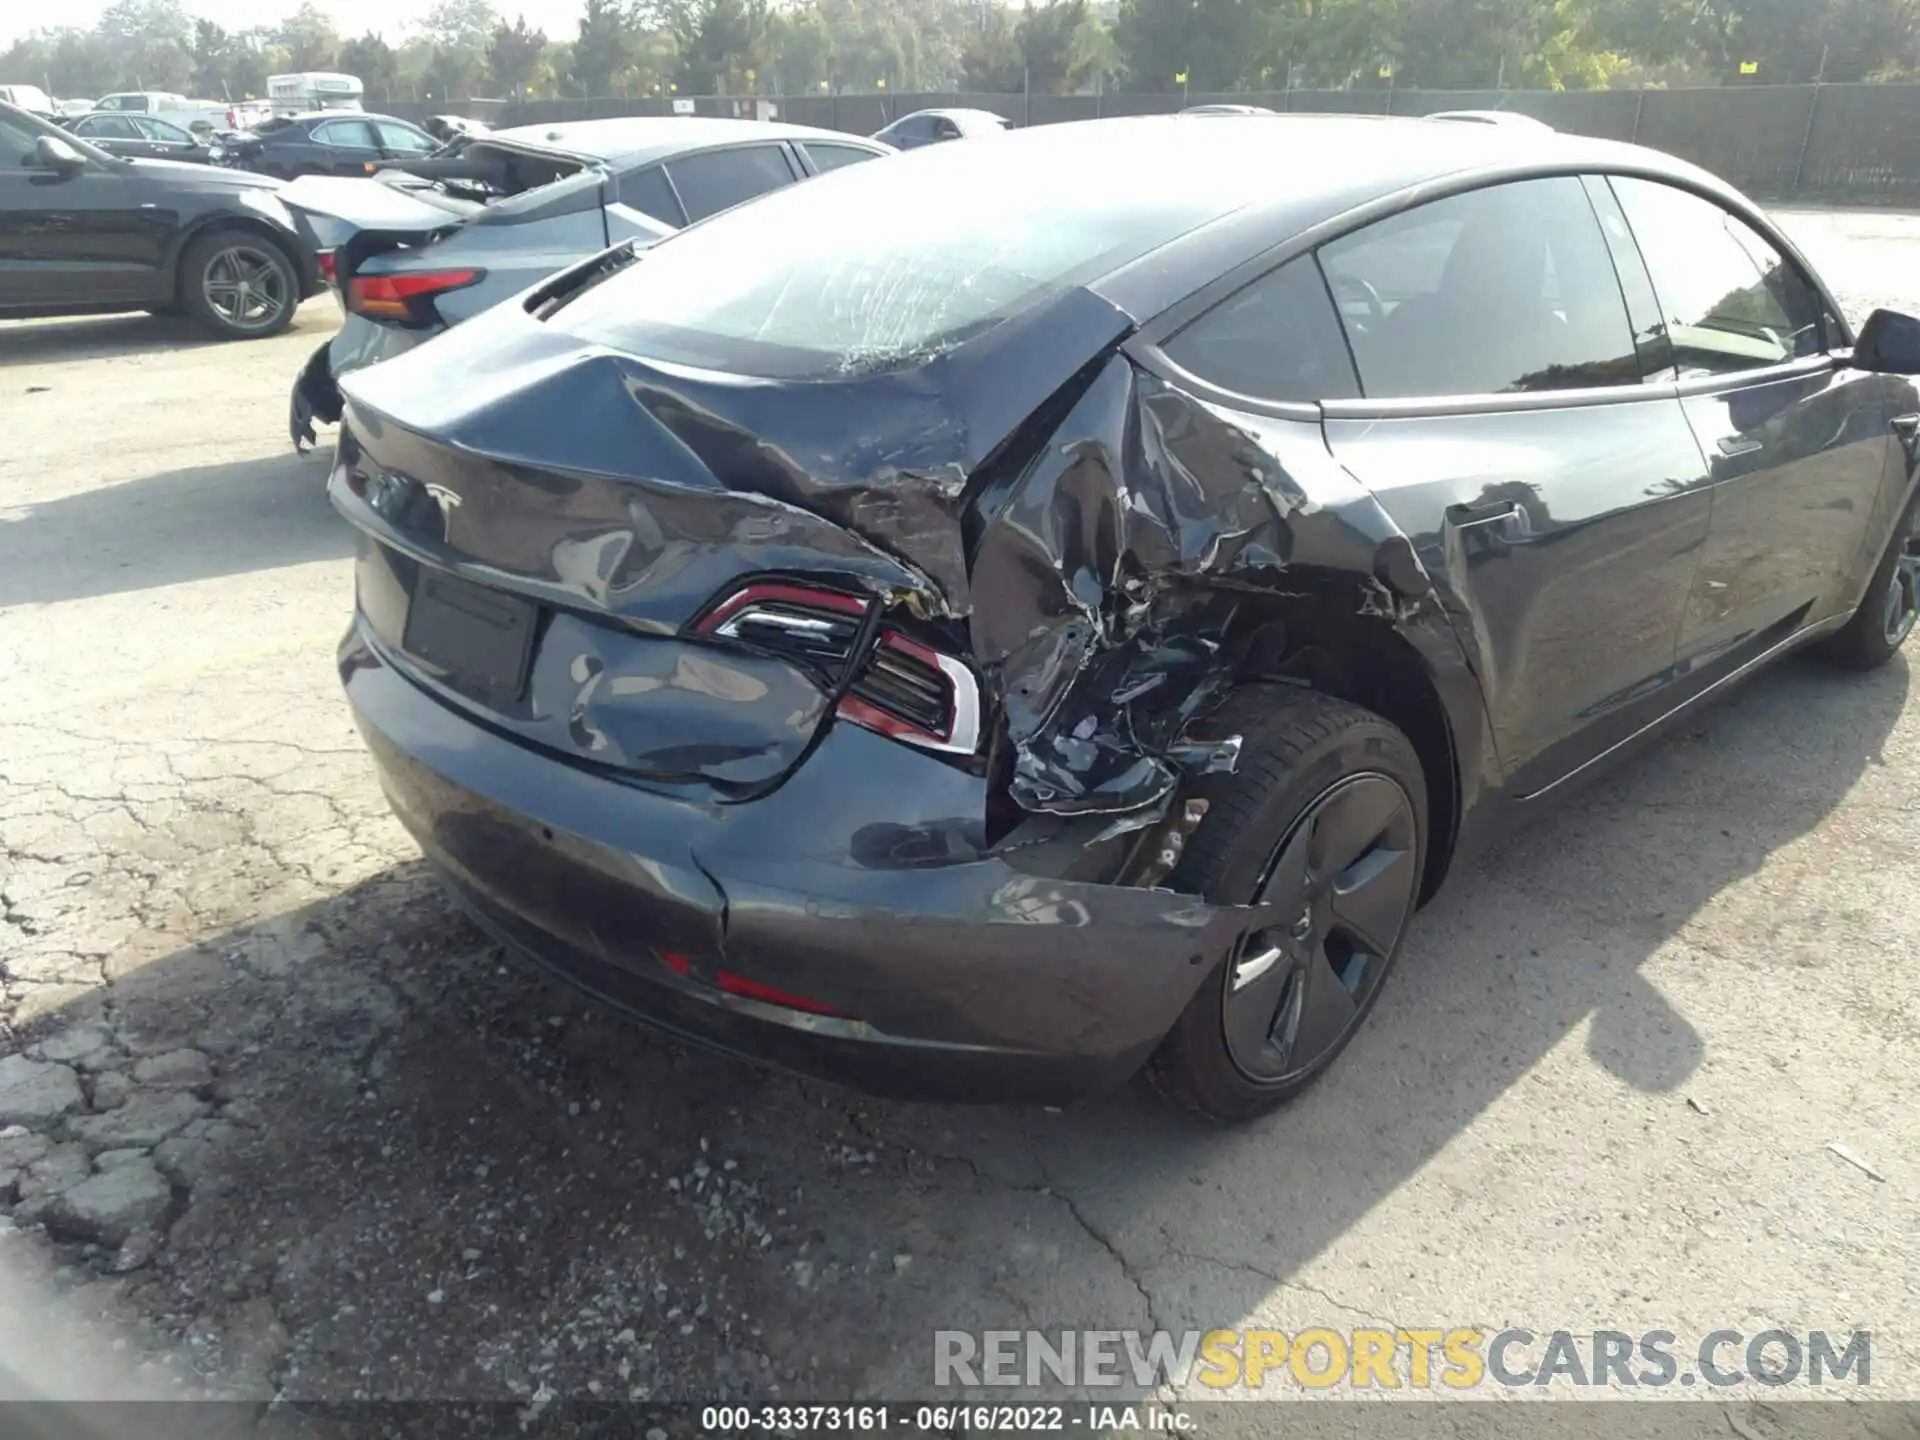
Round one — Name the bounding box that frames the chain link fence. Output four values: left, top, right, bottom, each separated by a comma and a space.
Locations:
372, 83, 1920, 206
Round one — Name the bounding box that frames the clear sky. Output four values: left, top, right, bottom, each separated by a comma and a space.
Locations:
1, 0, 591, 49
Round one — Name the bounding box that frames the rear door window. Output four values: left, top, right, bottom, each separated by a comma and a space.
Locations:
375, 121, 438, 154
1608, 176, 1826, 375
314, 119, 379, 150
83, 115, 141, 139
663, 144, 797, 223
1, 114, 45, 166
133, 117, 192, 142
1319, 176, 1641, 398
801, 142, 879, 175
617, 163, 686, 226
1161, 256, 1359, 403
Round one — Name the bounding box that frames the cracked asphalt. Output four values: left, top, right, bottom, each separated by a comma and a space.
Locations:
0, 208, 1917, 1429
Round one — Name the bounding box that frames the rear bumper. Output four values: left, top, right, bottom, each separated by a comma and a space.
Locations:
291, 317, 434, 450
340, 622, 1253, 1104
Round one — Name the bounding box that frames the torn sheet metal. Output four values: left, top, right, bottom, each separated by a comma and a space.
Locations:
338, 281, 1137, 624
967, 356, 1438, 816
338, 280, 1447, 825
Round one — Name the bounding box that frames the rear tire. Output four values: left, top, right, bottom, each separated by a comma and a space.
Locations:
1150, 688, 1428, 1121
1815, 483, 1920, 672
178, 228, 299, 340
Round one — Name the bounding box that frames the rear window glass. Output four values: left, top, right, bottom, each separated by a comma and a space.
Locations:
619, 163, 685, 225
663, 144, 795, 223
553, 135, 1240, 378
801, 141, 878, 174
1163, 256, 1359, 403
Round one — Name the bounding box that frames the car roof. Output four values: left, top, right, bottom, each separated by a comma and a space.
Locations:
892, 108, 1009, 125
885, 114, 1738, 317
946, 112, 1698, 224
1426, 109, 1553, 129
286, 110, 417, 126
488, 116, 883, 164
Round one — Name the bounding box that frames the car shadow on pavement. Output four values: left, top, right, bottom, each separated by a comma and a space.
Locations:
0, 314, 230, 369
0, 452, 348, 607
0, 655, 1906, 1405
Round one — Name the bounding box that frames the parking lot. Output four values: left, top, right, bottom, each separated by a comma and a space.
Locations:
1, 208, 1917, 1417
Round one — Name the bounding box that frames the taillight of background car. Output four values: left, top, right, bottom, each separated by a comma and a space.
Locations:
345, 269, 484, 325
694, 581, 980, 756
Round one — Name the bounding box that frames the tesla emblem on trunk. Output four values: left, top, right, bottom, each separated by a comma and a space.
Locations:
423, 483, 462, 514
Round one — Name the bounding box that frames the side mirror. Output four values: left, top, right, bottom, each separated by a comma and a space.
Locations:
32, 134, 86, 173
1853, 307, 1920, 376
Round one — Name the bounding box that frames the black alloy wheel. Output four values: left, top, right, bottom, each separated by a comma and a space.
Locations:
1152, 687, 1429, 1120
1818, 484, 1920, 671
1222, 771, 1419, 1084
179, 228, 299, 340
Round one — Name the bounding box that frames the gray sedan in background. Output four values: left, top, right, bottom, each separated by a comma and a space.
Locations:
870, 108, 1011, 149
287, 117, 893, 448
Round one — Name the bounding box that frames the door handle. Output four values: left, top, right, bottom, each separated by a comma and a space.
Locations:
1446, 499, 1529, 540
1717, 436, 1765, 458
1448, 498, 1523, 524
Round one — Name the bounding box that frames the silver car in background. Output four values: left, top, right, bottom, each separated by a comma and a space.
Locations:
287, 117, 894, 448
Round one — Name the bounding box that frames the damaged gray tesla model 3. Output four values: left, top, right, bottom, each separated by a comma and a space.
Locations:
329, 114, 1920, 1118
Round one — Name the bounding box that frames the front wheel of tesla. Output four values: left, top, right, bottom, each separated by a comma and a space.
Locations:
1817, 484, 1920, 672
1150, 688, 1428, 1122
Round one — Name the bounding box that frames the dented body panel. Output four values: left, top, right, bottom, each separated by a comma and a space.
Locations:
330, 114, 1920, 1100
1325, 395, 1715, 797
344, 628, 1272, 1099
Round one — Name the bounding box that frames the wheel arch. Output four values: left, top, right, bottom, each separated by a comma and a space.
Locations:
1228, 594, 1474, 905
164, 211, 308, 303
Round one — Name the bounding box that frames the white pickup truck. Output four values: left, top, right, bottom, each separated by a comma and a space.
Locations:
90, 91, 239, 137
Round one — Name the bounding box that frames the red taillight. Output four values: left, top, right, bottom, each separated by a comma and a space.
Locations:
315, 250, 337, 286
658, 949, 840, 1017
346, 268, 483, 323
716, 970, 841, 1016
226, 107, 236, 128
693, 581, 980, 755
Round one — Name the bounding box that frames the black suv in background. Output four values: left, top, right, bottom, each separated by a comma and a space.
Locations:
0, 101, 320, 339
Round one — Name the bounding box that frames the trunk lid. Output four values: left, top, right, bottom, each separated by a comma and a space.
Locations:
280, 174, 480, 298
332, 260, 1133, 794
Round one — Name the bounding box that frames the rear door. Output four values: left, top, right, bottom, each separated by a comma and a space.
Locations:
310, 118, 382, 176
131, 116, 200, 160
73, 115, 146, 156
1313, 176, 1715, 795
1608, 176, 1898, 676
372, 119, 439, 162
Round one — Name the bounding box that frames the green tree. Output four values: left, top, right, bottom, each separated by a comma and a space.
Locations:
674, 0, 772, 93
339, 32, 403, 101
412, 0, 498, 98
278, 2, 342, 71
488, 15, 549, 94
1114, 0, 1269, 89
572, 0, 640, 94
959, 7, 1025, 88
96, 0, 195, 89
769, 6, 835, 92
